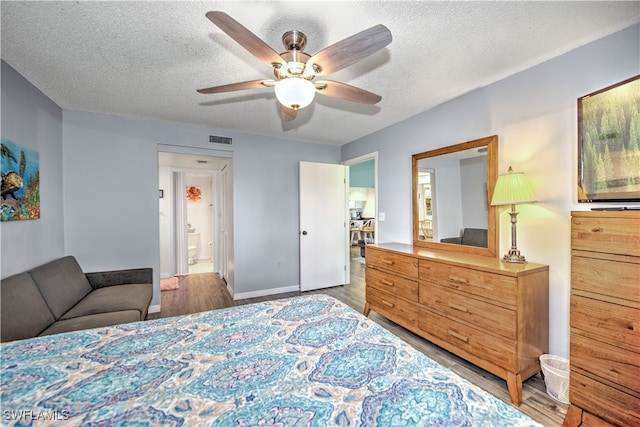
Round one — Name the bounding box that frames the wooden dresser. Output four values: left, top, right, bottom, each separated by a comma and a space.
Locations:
364, 243, 549, 405
563, 211, 640, 427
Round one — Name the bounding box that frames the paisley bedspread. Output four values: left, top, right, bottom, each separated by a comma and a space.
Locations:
1, 294, 541, 426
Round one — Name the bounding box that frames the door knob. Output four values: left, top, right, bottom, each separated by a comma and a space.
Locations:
302, 231, 308, 235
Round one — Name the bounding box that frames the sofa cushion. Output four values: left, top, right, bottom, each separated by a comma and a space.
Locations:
1, 272, 56, 342
60, 283, 152, 321
28, 256, 93, 319
39, 311, 142, 336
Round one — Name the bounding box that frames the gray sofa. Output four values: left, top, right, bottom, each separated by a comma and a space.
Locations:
440, 228, 488, 247
1, 256, 152, 342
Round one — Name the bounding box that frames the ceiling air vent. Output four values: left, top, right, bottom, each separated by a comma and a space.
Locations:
209, 135, 232, 145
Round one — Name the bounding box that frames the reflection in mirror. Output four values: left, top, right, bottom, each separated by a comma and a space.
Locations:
412, 135, 498, 257
417, 147, 487, 243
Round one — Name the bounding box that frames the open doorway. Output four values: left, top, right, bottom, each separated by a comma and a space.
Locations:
344, 153, 378, 283
158, 151, 233, 308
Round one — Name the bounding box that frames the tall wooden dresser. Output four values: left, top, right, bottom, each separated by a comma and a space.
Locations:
563, 211, 640, 427
364, 243, 549, 405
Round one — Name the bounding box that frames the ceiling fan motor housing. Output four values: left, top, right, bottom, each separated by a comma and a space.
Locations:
274, 31, 315, 80
274, 51, 313, 80
282, 30, 307, 51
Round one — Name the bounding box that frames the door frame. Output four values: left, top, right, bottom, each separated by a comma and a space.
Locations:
343, 151, 379, 246
157, 147, 233, 293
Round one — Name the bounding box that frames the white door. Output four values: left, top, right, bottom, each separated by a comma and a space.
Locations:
300, 161, 349, 291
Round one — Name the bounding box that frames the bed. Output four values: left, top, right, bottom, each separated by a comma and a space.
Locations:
1, 294, 541, 426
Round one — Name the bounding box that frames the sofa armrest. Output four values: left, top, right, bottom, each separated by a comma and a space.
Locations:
85, 268, 152, 289
440, 237, 462, 244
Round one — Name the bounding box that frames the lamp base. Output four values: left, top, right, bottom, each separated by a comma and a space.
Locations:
502, 248, 527, 263
502, 206, 527, 263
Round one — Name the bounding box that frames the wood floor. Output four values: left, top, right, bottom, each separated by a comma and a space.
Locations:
150, 248, 568, 426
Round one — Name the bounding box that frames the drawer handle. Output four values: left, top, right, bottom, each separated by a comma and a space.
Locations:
448, 330, 469, 343
591, 227, 603, 233
448, 303, 469, 313
450, 276, 494, 291
381, 259, 395, 266
380, 279, 395, 287
381, 299, 395, 308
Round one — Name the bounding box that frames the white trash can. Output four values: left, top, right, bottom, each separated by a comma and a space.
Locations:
539, 354, 570, 404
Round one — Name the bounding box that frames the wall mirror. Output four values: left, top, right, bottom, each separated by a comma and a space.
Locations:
412, 135, 498, 257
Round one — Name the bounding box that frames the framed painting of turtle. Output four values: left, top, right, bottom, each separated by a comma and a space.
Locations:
1, 139, 40, 221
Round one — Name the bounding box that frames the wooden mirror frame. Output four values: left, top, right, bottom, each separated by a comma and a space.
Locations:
412, 135, 499, 257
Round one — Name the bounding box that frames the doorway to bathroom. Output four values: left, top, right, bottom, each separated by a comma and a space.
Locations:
158, 151, 233, 286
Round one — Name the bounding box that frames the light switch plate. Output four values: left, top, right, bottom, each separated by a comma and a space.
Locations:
379, 212, 385, 221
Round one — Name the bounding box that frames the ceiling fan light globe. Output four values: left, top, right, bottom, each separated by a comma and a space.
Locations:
274, 78, 315, 110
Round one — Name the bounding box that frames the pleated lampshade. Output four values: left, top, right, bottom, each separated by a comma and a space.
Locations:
491, 167, 537, 206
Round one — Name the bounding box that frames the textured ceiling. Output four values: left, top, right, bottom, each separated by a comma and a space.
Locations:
2, 1, 639, 146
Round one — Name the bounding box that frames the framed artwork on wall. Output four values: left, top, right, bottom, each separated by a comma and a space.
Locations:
1, 138, 40, 221
578, 74, 640, 203
186, 186, 202, 202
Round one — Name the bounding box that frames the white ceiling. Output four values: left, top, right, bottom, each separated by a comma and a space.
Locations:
2, 1, 638, 146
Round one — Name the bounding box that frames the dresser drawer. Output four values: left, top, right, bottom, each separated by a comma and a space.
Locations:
571, 295, 640, 352
572, 216, 640, 257
419, 260, 516, 306
419, 281, 516, 340
366, 286, 418, 330
418, 307, 516, 371
570, 371, 640, 427
366, 267, 418, 303
571, 332, 640, 394
367, 248, 419, 278
572, 255, 640, 304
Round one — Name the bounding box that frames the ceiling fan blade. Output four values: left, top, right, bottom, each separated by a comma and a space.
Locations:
306, 24, 392, 76
281, 105, 298, 121
206, 11, 287, 68
314, 80, 382, 104
197, 79, 275, 94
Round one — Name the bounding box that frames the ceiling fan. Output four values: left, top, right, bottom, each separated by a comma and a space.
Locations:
197, 11, 392, 121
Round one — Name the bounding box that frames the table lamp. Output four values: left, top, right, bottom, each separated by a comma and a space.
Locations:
490, 166, 537, 263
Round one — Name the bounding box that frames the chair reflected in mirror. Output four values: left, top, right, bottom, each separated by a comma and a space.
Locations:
419, 219, 433, 240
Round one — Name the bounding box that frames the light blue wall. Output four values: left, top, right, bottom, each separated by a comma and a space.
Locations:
349, 159, 375, 188
231, 134, 340, 294
62, 111, 163, 305
1, 61, 64, 278
62, 110, 340, 306
341, 24, 640, 358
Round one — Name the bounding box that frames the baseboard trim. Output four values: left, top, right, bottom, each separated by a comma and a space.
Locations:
233, 285, 299, 301
148, 304, 161, 314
